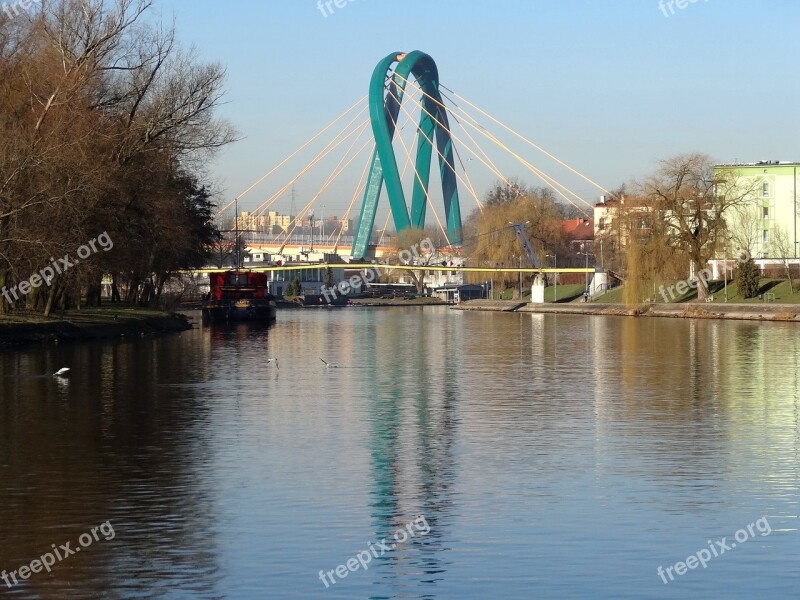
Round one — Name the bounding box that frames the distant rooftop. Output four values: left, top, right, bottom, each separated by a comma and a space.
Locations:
716, 160, 800, 167
562, 218, 594, 241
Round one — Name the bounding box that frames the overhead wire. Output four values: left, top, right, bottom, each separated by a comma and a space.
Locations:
440, 84, 614, 197
330, 145, 373, 249
276, 122, 374, 248
214, 95, 367, 219
331, 109, 417, 248
393, 73, 592, 216
382, 79, 495, 219
249, 114, 370, 219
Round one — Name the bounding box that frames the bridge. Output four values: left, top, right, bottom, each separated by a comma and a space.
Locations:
211, 51, 611, 280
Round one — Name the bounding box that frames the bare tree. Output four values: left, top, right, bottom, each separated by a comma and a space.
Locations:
727, 204, 762, 258
772, 226, 796, 292
0, 0, 237, 314
644, 153, 758, 300
386, 228, 439, 294
466, 186, 566, 289
614, 195, 688, 304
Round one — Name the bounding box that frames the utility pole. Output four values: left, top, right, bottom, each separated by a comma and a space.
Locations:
290, 186, 297, 244
578, 243, 592, 302
546, 253, 557, 302
234, 197, 240, 270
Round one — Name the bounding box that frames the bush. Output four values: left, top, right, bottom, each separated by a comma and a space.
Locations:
284, 278, 303, 297
736, 258, 760, 298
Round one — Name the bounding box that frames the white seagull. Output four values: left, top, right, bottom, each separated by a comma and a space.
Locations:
319, 358, 341, 369
267, 358, 279, 370
53, 368, 70, 377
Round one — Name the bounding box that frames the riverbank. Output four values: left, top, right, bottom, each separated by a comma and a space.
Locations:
348, 297, 446, 307
275, 297, 446, 308
456, 300, 800, 322
0, 308, 191, 347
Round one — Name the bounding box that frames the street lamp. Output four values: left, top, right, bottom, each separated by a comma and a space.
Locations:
577, 243, 593, 302
321, 204, 326, 243
546, 253, 557, 302
507, 221, 531, 298
509, 255, 523, 298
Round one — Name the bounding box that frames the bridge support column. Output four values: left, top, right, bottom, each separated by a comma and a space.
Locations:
531, 274, 546, 304
590, 271, 608, 298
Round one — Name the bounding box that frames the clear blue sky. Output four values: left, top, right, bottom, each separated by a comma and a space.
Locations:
155, 0, 800, 220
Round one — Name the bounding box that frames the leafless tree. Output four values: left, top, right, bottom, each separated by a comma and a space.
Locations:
644, 153, 758, 300
772, 226, 796, 292
727, 204, 761, 257
0, 0, 236, 314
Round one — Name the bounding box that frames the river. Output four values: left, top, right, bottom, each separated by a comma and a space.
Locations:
1, 307, 798, 599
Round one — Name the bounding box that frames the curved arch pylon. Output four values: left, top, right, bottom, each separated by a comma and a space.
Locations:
351, 51, 463, 257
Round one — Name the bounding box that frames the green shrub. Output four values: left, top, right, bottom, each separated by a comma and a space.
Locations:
284, 278, 303, 297
736, 258, 760, 298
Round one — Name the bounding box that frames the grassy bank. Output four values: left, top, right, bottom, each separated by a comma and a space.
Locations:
493, 284, 586, 303
0, 307, 191, 347
590, 278, 800, 304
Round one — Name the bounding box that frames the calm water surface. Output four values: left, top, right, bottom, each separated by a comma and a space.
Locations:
0, 307, 798, 599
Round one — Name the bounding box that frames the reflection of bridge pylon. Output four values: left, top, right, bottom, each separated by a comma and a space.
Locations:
351, 51, 463, 258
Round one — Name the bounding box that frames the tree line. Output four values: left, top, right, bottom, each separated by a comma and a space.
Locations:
0, 0, 235, 315
597, 153, 759, 302
463, 181, 578, 291
462, 154, 762, 300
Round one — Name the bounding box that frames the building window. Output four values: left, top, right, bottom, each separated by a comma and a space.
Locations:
763, 230, 769, 244
763, 206, 769, 219
762, 182, 769, 197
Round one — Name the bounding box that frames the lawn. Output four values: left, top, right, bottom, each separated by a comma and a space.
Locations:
546, 284, 586, 303
0, 306, 170, 325
591, 286, 626, 304
492, 284, 586, 303
706, 279, 800, 304
590, 278, 800, 304
492, 288, 531, 301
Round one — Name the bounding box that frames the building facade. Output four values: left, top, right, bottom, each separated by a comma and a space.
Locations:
715, 161, 800, 259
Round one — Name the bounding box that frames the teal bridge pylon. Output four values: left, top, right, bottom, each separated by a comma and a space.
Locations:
351, 51, 463, 258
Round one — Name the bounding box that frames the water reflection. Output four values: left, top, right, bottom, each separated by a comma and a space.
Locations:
0, 337, 222, 599
364, 311, 458, 596
0, 310, 798, 599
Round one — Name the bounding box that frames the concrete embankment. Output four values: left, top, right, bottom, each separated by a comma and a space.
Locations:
0, 311, 191, 347
275, 297, 446, 308
454, 300, 529, 312
339, 298, 446, 307
456, 300, 800, 322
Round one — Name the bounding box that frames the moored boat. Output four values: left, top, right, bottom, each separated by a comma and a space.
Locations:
202, 271, 277, 323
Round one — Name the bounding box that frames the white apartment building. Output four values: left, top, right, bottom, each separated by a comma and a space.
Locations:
715, 161, 800, 259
